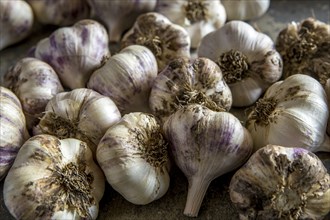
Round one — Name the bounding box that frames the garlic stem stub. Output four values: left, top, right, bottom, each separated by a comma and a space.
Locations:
3, 134, 105, 220
229, 144, 330, 220
97, 112, 170, 205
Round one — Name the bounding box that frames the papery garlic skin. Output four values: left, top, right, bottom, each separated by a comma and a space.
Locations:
246, 74, 329, 152
326, 79, 330, 136
3, 58, 64, 130
3, 134, 105, 220
34, 88, 121, 155
88, 45, 158, 114
0, 0, 34, 51
0, 87, 30, 181
97, 112, 170, 205
198, 20, 283, 107
229, 145, 330, 220
156, 0, 226, 48
34, 19, 110, 89
163, 104, 253, 217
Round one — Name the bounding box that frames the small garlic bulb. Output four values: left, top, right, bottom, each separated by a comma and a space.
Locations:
34, 88, 121, 155
149, 57, 232, 124
0, 87, 30, 181
163, 104, 253, 217
3, 134, 105, 220
3, 57, 64, 130
121, 12, 191, 71
229, 144, 330, 220
0, 0, 34, 51
34, 19, 110, 89
198, 20, 283, 107
97, 112, 170, 205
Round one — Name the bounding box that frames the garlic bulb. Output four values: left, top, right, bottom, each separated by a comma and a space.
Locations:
3, 134, 105, 220
198, 20, 283, 107
222, 0, 270, 21
0, 87, 30, 181
156, 0, 226, 48
97, 112, 170, 205
276, 17, 330, 86
121, 12, 191, 71
27, 0, 90, 26
88, 45, 158, 114
0, 0, 34, 51
34, 19, 110, 89
88, 0, 157, 42
34, 88, 121, 155
229, 144, 330, 220
163, 104, 253, 217
246, 74, 330, 152
149, 57, 232, 124
3, 57, 64, 130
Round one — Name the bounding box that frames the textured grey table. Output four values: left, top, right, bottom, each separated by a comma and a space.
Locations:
1, 1, 330, 219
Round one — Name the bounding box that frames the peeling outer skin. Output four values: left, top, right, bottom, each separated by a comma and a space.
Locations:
229, 145, 330, 220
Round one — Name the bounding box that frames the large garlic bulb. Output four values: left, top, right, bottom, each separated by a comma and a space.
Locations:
3, 58, 64, 130
34, 19, 110, 89
229, 144, 330, 220
3, 134, 105, 220
121, 12, 191, 71
0, 0, 34, 51
156, 0, 226, 48
0, 87, 30, 181
246, 74, 330, 152
198, 20, 283, 107
97, 112, 170, 205
88, 45, 158, 114
34, 88, 121, 155
163, 104, 253, 217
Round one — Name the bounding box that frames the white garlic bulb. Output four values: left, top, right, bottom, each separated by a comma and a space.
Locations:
0, 0, 34, 51
163, 104, 253, 217
3, 57, 64, 130
34, 88, 121, 155
198, 20, 283, 107
0, 87, 30, 181
156, 0, 226, 48
121, 12, 191, 71
88, 45, 158, 114
246, 74, 330, 152
3, 134, 105, 220
34, 19, 110, 89
229, 144, 330, 220
97, 112, 170, 205
149, 57, 232, 124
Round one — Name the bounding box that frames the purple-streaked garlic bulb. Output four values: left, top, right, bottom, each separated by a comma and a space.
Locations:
229, 145, 330, 220
163, 104, 253, 217
34, 19, 110, 89
0, 87, 30, 181
3, 58, 64, 130
0, 0, 34, 51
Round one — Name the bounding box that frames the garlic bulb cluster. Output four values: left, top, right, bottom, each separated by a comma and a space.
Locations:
3, 57, 64, 130
34, 19, 110, 89
34, 88, 121, 155
0, 0, 34, 51
163, 104, 253, 217
88, 45, 158, 114
97, 112, 170, 205
0, 87, 30, 181
198, 20, 283, 107
149, 57, 232, 123
121, 12, 191, 71
156, 0, 226, 48
246, 74, 330, 153
88, 0, 157, 42
229, 144, 330, 220
4, 134, 105, 220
